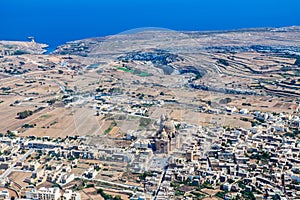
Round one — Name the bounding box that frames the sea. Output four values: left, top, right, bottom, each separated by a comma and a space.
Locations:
0, 0, 299, 50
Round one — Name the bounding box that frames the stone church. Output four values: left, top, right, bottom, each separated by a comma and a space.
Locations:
154, 115, 179, 154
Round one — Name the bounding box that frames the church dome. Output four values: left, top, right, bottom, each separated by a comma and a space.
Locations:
164, 120, 175, 133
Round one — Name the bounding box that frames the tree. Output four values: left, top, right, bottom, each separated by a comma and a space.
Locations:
207, 100, 212, 106
114, 196, 122, 200
17, 110, 33, 119
220, 98, 232, 104
6, 130, 16, 138
97, 188, 113, 200
47, 99, 57, 105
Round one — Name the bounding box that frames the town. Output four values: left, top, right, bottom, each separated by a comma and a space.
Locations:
0, 94, 300, 199
0, 27, 300, 200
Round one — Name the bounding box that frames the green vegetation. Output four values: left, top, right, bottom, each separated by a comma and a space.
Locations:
175, 123, 181, 130
139, 72, 152, 77
104, 127, 113, 134
22, 124, 35, 128
6, 130, 16, 138
13, 50, 29, 55
190, 191, 205, 198
241, 190, 255, 200
108, 87, 123, 94
17, 110, 33, 119
40, 114, 51, 119
20, 150, 26, 154
138, 171, 153, 181
170, 181, 180, 189
170, 181, 191, 197
116, 66, 133, 73
228, 179, 235, 184
219, 97, 232, 104
237, 180, 246, 189
197, 182, 214, 190
104, 121, 117, 134
250, 117, 266, 127
115, 66, 152, 77
68, 156, 76, 161
233, 194, 242, 200
95, 165, 101, 171
47, 98, 57, 105
174, 190, 185, 196
97, 188, 122, 200
139, 118, 152, 127
137, 93, 145, 100
52, 183, 61, 189
86, 183, 95, 188
240, 117, 250, 122
216, 191, 227, 199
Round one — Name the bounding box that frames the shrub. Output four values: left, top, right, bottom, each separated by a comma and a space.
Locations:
17, 110, 33, 119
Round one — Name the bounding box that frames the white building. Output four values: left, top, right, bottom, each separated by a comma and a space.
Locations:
62, 189, 81, 200
0, 189, 9, 200
26, 187, 61, 200
61, 173, 75, 185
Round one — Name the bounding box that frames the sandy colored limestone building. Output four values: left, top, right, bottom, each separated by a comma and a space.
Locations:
154, 115, 180, 154
25, 187, 81, 200
25, 187, 61, 200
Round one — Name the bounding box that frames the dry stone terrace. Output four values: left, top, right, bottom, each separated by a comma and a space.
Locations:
0, 27, 299, 199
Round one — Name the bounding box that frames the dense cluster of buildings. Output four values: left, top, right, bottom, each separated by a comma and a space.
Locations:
0, 97, 300, 200
151, 110, 300, 199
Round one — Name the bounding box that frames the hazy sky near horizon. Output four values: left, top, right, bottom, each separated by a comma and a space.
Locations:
0, 0, 299, 46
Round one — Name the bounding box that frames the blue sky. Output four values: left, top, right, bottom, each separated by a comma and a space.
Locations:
0, 0, 299, 46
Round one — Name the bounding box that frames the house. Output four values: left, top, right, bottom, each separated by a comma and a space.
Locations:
62, 189, 81, 200
223, 183, 232, 192
130, 192, 146, 200
61, 173, 75, 185
26, 187, 61, 200
0, 163, 9, 170
83, 167, 98, 179
0, 190, 9, 200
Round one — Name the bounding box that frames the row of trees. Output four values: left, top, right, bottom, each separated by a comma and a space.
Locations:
17, 110, 33, 119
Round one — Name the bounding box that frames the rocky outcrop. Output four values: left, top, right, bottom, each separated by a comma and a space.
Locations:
118, 50, 184, 75
0, 41, 48, 55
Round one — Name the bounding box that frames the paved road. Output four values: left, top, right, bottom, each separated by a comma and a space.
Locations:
0, 149, 35, 179
76, 176, 141, 191
154, 165, 168, 200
